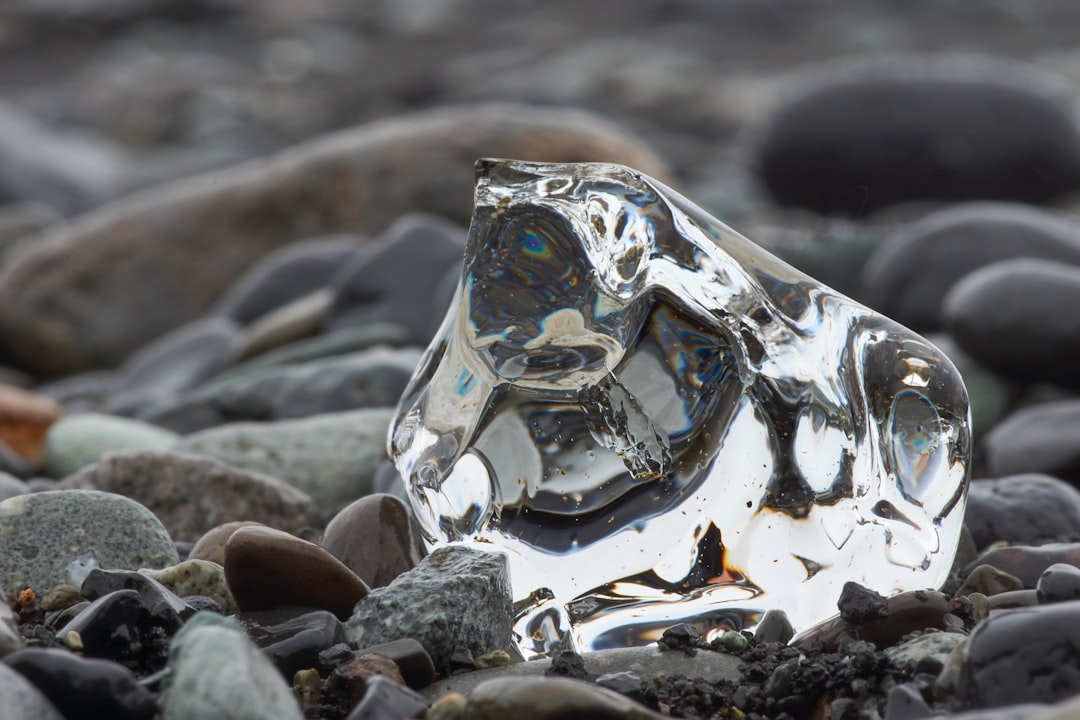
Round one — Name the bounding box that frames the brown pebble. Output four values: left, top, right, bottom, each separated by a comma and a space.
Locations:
467, 676, 666, 720
793, 590, 953, 652
190, 521, 265, 566
224, 525, 370, 620
321, 493, 426, 588
955, 564, 1025, 598
0, 384, 62, 463
334, 653, 405, 705
39, 584, 82, 612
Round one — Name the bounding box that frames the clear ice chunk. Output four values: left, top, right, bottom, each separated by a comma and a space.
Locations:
390, 159, 971, 656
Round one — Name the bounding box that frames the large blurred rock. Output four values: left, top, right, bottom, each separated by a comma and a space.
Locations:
0, 104, 670, 376
754, 56, 1080, 216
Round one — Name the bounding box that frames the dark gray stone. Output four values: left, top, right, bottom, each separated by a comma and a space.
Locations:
965, 474, 1080, 550
321, 493, 426, 589
862, 203, 1080, 331
754, 56, 1080, 217
326, 213, 466, 343
1037, 563, 1080, 605
111, 316, 240, 399
346, 545, 512, 674
944, 259, 1080, 388
984, 402, 1080, 485
344, 675, 427, 720
0, 663, 65, 720
213, 235, 365, 324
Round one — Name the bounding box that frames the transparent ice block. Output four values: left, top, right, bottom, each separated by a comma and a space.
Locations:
390, 159, 970, 656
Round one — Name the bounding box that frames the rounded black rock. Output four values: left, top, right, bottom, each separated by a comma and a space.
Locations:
964, 474, 1080, 550
1036, 563, 1080, 605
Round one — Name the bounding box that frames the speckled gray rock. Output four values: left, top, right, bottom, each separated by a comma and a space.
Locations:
0, 489, 178, 594
347, 545, 512, 674
160, 612, 302, 720
0, 662, 65, 720
58, 450, 322, 541
175, 408, 394, 516
885, 631, 966, 671
141, 560, 237, 613
42, 413, 179, 478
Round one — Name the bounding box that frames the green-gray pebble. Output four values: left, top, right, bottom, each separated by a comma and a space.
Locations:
175, 408, 394, 516
0, 490, 178, 594
42, 413, 179, 478
160, 612, 302, 720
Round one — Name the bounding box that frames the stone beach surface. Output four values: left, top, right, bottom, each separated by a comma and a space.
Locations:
6, 2, 1080, 719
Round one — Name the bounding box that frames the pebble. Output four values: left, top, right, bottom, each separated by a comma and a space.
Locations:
0, 104, 669, 376
965, 474, 1080, 550
332, 652, 406, 704
837, 581, 889, 623
963, 543, 1080, 588
159, 611, 303, 720
58, 449, 322, 542
0, 489, 178, 595
321, 493, 427, 588
0, 383, 62, 464
983, 402, 1080, 484
465, 675, 666, 720
109, 316, 240, 403
221, 323, 412, 377
958, 600, 1080, 708
141, 346, 422, 433
0, 662, 65, 720
41, 413, 179, 478
326, 213, 466, 343
1036, 563, 1080, 605
793, 590, 954, 652
141, 559, 237, 613
955, 565, 1025, 598
239, 607, 348, 679
212, 234, 365, 324
0, 470, 29, 500
753, 56, 1080, 216
190, 521, 263, 565
225, 288, 333, 364
345, 674, 428, 720
175, 407, 394, 516
224, 525, 370, 620
327, 639, 437, 691
1, 646, 156, 720
884, 631, 966, 673
81, 567, 194, 623
61, 588, 179, 669
943, 259, 1080, 388
347, 545, 512, 675
860, 203, 1080, 331
0, 589, 21, 657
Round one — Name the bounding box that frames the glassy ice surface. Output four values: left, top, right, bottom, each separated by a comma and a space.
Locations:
391, 159, 970, 656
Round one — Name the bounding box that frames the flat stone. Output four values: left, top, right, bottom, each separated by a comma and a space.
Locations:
228, 288, 333, 364
175, 408, 394, 517
190, 521, 265, 566
0, 384, 62, 464
220, 323, 412, 378
944, 259, 1080, 388
140, 559, 237, 614
160, 612, 303, 720
321, 493, 426, 588
465, 675, 666, 720
963, 544, 1080, 588
885, 631, 966, 672
345, 674, 427, 720
333, 652, 406, 705
347, 545, 512, 675
0, 104, 668, 377
112, 316, 240, 399
213, 234, 365, 324
42, 413, 179, 479
421, 644, 742, 701
239, 607, 348, 679
984, 401, 1080, 485
956, 565, 1025, 598
965, 474, 1080, 550
0, 662, 65, 720
224, 525, 370, 620
0, 489, 178, 595
58, 450, 321, 542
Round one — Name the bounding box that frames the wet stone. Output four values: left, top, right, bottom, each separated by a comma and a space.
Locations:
466, 675, 667, 720
955, 565, 1025, 599
321, 493, 427, 588
959, 600, 1080, 709
752, 609, 794, 645
333, 639, 436, 691
224, 525, 370, 620
793, 590, 954, 652
964, 474, 1080, 550
961, 543, 1080, 588
190, 521, 264, 566
838, 582, 890, 624
61, 589, 176, 672
238, 608, 348, 679
884, 631, 966, 673
596, 670, 644, 700
391, 159, 970, 655
343, 674, 427, 720
81, 568, 194, 623
1036, 563, 1080, 605
1, 646, 155, 720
